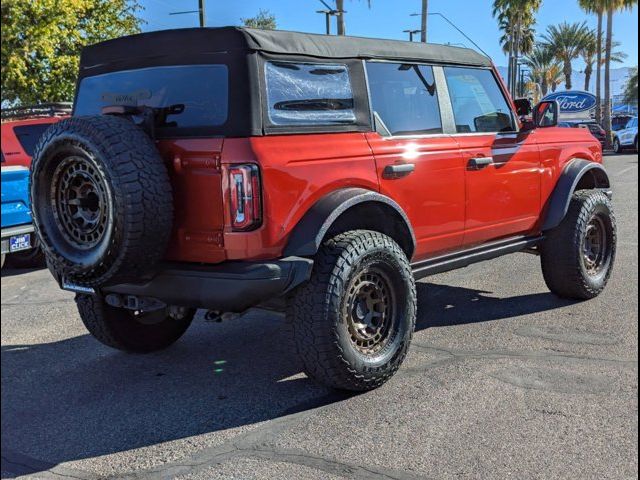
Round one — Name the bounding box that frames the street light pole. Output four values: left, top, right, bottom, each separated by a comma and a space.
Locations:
317, 0, 343, 35
317, 10, 333, 34
403, 29, 422, 42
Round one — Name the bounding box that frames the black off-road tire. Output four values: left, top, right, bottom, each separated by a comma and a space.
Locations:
287, 230, 417, 391
540, 189, 616, 300
76, 294, 195, 353
31, 115, 173, 287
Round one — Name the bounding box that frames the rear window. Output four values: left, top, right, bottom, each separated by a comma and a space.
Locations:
265, 61, 356, 126
13, 123, 53, 157
74, 65, 229, 130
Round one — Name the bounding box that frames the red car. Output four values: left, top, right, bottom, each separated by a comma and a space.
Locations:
1, 104, 70, 268
558, 120, 607, 148
31, 28, 615, 391
1, 104, 71, 167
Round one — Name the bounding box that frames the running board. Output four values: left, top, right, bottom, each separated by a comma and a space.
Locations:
411, 235, 543, 280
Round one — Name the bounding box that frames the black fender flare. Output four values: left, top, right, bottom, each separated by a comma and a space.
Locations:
542, 159, 611, 231
283, 188, 416, 257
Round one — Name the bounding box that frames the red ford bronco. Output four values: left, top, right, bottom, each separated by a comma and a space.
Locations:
31, 28, 616, 391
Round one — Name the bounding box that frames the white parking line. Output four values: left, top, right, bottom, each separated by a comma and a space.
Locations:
615, 164, 638, 177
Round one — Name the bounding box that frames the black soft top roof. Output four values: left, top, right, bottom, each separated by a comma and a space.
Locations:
79, 26, 492, 72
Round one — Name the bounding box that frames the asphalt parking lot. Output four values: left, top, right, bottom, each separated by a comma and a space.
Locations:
1, 153, 637, 480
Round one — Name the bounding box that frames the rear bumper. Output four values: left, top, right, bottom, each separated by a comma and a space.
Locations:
96, 256, 313, 312
1, 224, 35, 255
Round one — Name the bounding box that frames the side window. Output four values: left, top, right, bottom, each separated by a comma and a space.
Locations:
365, 62, 442, 136
443, 67, 516, 133
264, 61, 356, 126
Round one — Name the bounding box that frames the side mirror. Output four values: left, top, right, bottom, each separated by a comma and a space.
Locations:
514, 98, 532, 117
533, 100, 559, 128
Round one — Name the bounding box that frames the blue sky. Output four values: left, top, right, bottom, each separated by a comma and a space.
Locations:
139, 0, 638, 69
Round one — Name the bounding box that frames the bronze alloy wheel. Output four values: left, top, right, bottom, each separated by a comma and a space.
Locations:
51, 155, 110, 250
582, 214, 608, 276
344, 266, 397, 356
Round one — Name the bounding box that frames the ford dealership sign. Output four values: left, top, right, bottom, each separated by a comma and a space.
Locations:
542, 91, 597, 113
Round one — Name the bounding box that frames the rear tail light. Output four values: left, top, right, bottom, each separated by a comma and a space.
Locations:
228, 164, 261, 231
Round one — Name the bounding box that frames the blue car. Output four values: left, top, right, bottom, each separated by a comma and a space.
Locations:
1, 165, 43, 268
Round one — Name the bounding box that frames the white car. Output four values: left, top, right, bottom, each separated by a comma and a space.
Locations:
613, 116, 638, 153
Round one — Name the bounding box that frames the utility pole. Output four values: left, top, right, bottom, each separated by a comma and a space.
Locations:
420, 0, 428, 42
170, 0, 206, 27
336, 0, 346, 35
198, 0, 206, 27
403, 29, 422, 42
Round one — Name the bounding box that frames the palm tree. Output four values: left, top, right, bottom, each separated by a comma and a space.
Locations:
603, 0, 637, 149
579, 0, 605, 122
542, 22, 591, 90
580, 31, 627, 91
523, 44, 559, 96
498, 17, 536, 57
492, 0, 542, 96
580, 30, 598, 91
547, 64, 564, 92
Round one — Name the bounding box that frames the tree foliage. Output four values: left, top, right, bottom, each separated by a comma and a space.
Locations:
523, 44, 562, 96
241, 9, 276, 30
1, 0, 142, 105
580, 31, 626, 91
492, 0, 542, 55
623, 66, 638, 104
541, 21, 591, 90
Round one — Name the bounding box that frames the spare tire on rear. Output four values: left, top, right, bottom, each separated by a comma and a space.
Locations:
31, 115, 173, 287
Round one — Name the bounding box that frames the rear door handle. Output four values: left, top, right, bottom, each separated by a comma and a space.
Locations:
468, 157, 494, 169
382, 163, 415, 179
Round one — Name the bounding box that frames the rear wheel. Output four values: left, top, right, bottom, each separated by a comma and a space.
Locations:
540, 190, 616, 300
76, 294, 195, 353
287, 230, 416, 391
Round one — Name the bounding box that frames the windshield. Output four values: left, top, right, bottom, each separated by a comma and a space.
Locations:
74, 65, 229, 132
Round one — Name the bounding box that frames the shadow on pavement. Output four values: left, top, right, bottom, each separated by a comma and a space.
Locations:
415, 282, 578, 330
0, 266, 44, 278
1, 281, 574, 476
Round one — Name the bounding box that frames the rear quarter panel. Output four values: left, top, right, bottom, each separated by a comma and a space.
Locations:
221, 133, 379, 260
533, 126, 602, 226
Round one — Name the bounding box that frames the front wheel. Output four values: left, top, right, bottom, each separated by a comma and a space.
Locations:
76, 294, 195, 353
540, 190, 616, 300
613, 137, 622, 154
287, 230, 417, 391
